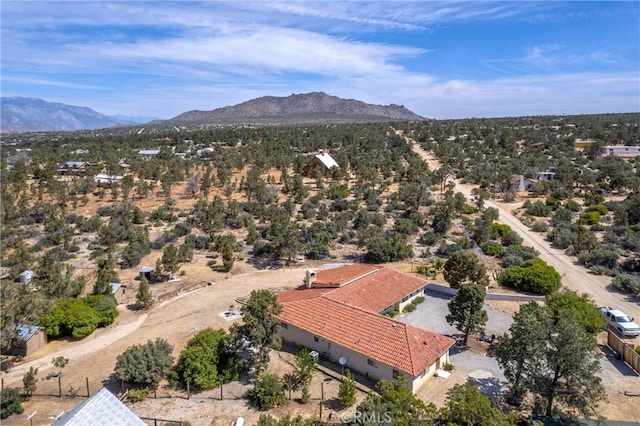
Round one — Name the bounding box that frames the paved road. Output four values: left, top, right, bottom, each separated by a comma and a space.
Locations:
405, 134, 639, 321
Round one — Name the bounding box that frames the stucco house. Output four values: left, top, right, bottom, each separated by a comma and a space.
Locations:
302, 150, 339, 176
277, 264, 455, 392
8, 324, 48, 357
602, 145, 640, 157
137, 149, 160, 159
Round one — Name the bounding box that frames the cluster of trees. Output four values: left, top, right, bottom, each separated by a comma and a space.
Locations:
497, 291, 606, 420
39, 294, 118, 339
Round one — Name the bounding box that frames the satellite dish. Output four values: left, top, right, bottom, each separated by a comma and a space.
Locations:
338, 357, 347, 366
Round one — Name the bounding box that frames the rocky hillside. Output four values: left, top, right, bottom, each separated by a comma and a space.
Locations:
0, 97, 143, 132
170, 92, 423, 124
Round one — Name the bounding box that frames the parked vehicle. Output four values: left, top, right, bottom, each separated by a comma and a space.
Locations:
600, 306, 640, 337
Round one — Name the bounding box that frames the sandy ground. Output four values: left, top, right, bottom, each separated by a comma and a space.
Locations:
2, 142, 639, 424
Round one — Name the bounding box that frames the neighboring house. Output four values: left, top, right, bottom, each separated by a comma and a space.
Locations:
57, 161, 91, 175
602, 145, 640, 157
5, 151, 32, 167
94, 174, 124, 186
197, 147, 215, 157
110, 283, 126, 304
277, 264, 455, 393
302, 150, 339, 176
574, 139, 596, 151
8, 324, 47, 357
137, 149, 160, 159
536, 171, 555, 181
71, 148, 89, 154
54, 387, 146, 426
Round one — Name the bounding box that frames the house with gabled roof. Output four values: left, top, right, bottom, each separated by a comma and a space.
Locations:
302, 150, 339, 176
54, 387, 145, 426
277, 264, 455, 392
57, 161, 91, 175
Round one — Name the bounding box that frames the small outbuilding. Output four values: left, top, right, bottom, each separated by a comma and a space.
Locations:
19, 269, 34, 284
8, 324, 48, 357
138, 266, 154, 281
110, 283, 126, 304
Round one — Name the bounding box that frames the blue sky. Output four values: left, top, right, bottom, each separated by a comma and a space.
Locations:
2, 1, 639, 119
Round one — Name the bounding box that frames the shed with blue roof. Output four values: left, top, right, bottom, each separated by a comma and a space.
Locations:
8, 324, 47, 357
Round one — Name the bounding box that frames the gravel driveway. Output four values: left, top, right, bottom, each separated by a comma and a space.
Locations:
397, 289, 514, 338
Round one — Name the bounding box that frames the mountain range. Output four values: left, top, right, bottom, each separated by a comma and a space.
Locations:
1, 92, 423, 133
169, 92, 423, 124
0, 97, 154, 133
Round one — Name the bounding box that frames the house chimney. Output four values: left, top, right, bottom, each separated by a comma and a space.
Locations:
305, 269, 317, 288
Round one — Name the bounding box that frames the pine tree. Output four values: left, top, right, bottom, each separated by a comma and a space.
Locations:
22, 367, 38, 398
93, 253, 118, 295
338, 369, 357, 408
136, 277, 154, 310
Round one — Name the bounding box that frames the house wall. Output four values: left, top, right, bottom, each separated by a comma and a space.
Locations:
410, 352, 449, 390
113, 287, 126, 304
9, 330, 47, 357
602, 146, 640, 157
280, 322, 439, 392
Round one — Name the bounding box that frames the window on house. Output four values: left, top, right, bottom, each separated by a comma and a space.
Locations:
393, 369, 401, 379
367, 358, 378, 368
402, 296, 408, 302
314, 336, 319, 342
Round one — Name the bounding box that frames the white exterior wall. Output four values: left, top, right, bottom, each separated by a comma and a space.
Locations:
280, 322, 441, 392
397, 288, 425, 312
411, 352, 449, 390
602, 146, 640, 157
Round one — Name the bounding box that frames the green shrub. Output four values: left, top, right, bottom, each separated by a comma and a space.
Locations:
491, 223, 511, 238
497, 259, 561, 295
611, 274, 640, 296
39, 298, 100, 339
564, 199, 581, 212
588, 204, 609, 215
403, 303, 417, 313
462, 204, 476, 214
525, 201, 552, 217
386, 310, 399, 318
414, 296, 426, 305
248, 373, 287, 410
127, 388, 149, 402
0, 388, 24, 419
442, 362, 455, 372
580, 211, 601, 225
635, 346, 640, 355
530, 221, 549, 232
482, 242, 504, 256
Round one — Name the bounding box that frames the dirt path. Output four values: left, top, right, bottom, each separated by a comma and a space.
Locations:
406, 134, 639, 320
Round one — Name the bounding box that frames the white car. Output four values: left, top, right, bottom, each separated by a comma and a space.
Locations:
600, 307, 640, 338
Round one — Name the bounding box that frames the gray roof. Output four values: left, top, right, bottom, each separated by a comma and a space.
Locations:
110, 283, 122, 293
139, 266, 154, 273
54, 387, 145, 426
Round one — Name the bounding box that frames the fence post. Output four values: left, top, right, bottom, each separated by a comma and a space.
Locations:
220, 383, 223, 400
186, 380, 190, 400
58, 375, 62, 397
86, 377, 90, 397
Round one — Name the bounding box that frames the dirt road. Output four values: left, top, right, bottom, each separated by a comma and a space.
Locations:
407, 135, 639, 320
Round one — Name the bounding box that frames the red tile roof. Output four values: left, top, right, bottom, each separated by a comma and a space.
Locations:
323, 267, 427, 313
311, 264, 379, 287
278, 297, 454, 376
277, 265, 455, 376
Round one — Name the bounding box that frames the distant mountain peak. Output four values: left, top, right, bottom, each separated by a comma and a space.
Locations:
0, 97, 149, 133
170, 92, 423, 124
